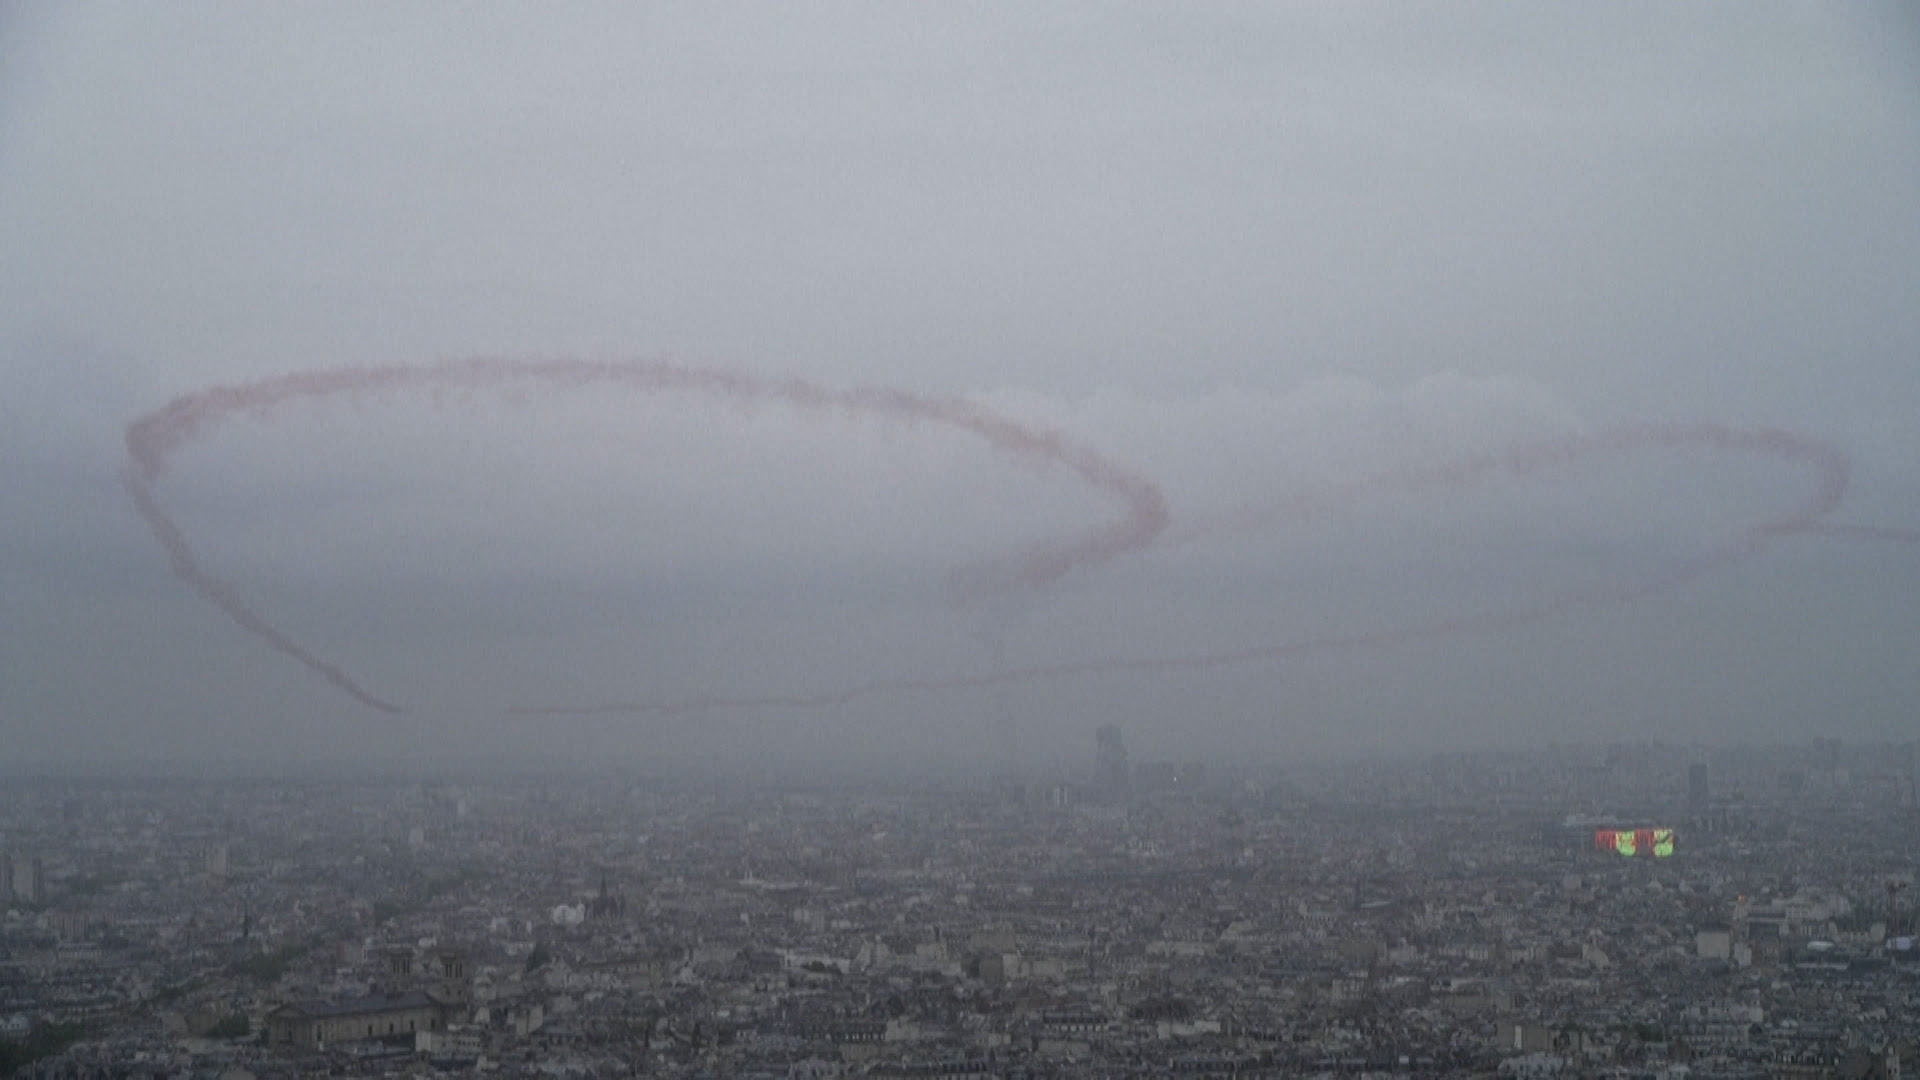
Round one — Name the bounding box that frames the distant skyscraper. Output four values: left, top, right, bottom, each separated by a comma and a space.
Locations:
25, 857, 44, 905
0, 853, 11, 901
1814, 738, 1842, 773
1903, 743, 1919, 808
1095, 724, 1128, 800
1688, 764, 1710, 811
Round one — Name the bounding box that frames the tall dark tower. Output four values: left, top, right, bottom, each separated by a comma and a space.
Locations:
1688, 763, 1710, 811
1814, 738, 1842, 773
1095, 724, 1128, 802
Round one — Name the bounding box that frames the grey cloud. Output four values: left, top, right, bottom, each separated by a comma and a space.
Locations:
2, 4, 1916, 768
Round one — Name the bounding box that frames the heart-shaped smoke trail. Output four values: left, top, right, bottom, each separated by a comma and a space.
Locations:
522, 422, 1858, 717
124, 357, 1170, 714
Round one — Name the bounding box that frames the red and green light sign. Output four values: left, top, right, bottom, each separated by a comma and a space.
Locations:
1594, 828, 1675, 857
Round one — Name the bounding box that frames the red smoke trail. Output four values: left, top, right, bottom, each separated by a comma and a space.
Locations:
1793, 522, 1920, 545
519, 422, 1854, 717
1172, 423, 1846, 545
126, 476, 407, 714
125, 357, 1169, 713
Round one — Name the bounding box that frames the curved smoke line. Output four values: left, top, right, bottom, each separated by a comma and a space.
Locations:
521, 423, 1855, 717
125, 357, 1170, 714
1793, 522, 1920, 546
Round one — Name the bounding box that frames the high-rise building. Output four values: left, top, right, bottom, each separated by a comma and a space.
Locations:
24, 857, 44, 905
1095, 724, 1128, 800
1814, 738, 1842, 773
0, 852, 12, 901
1688, 763, 1710, 811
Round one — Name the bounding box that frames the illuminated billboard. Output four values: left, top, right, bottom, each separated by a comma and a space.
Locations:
1594, 828, 1674, 857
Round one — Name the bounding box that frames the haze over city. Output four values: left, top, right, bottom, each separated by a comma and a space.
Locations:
12, 9, 1920, 1080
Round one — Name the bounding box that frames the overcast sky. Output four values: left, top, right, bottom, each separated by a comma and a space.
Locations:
3, 3, 1917, 774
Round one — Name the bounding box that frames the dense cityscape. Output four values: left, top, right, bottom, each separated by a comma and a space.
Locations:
4, 735, 1918, 1079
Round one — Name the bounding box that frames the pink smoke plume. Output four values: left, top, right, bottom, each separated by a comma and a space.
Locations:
521, 422, 1857, 717
125, 357, 1170, 714
1794, 522, 1920, 546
